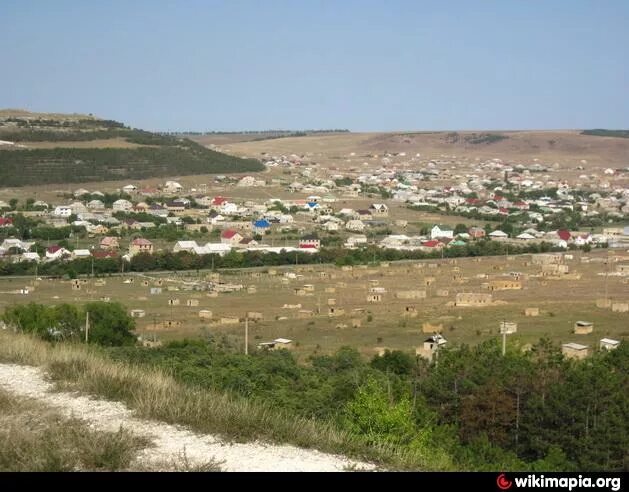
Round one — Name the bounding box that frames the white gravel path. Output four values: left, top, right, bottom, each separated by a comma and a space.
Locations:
0, 363, 373, 472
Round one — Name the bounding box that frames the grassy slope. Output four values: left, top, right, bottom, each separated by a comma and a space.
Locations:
0, 330, 453, 471
0, 113, 264, 186
0, 387, 148, 471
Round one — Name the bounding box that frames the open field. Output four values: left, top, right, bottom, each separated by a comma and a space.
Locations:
206, 130, 629, 170
2, 249, 627, 359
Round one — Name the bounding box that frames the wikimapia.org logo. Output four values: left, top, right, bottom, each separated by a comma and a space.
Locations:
496, 474, 622, 492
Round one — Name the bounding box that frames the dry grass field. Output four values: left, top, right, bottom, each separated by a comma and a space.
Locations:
205, 130, 629, 169
2, 249, 627, 359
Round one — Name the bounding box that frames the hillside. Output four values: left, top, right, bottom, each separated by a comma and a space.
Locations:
201, 129, 629, 168
0, 111, 264, 187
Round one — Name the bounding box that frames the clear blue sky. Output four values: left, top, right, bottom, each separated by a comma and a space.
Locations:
2, 0, 628, 131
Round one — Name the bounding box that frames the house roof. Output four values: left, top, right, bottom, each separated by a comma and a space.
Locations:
131, 238, 152, 246
562, 342, 588, 350
221, 229, 239, 239
422, 240, 441, 247
92, 251, 118, 259
253, 219, 271, 228
557, 229, 572, 241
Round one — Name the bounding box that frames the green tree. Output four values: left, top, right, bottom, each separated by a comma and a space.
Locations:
84, 302, 136, 347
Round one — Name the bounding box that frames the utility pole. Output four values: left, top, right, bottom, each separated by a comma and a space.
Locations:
244, 315, 249, 355
502, 327, 507, 356
85, 311, 90, 344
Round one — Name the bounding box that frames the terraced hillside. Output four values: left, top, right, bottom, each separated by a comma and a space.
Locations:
0, 111, 264, 186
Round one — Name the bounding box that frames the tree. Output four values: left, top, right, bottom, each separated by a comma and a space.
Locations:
84, 302, 136, 346
9, 198, 18, 211
454, 223, 468, 235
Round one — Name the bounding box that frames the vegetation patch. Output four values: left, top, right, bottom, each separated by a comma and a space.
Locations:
581, 129, 629, 139
0, 388, 149, 471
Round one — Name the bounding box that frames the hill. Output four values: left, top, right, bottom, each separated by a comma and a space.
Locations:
200, 129, 629, 168
0, 111, 264, 187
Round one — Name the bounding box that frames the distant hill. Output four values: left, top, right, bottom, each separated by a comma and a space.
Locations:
210, 129, 629, 168
0, 111, 264, 187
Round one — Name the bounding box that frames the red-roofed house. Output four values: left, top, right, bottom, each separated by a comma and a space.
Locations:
513, 201, 530, 210
0, 217, 13, 227
557, 230, 572, 242
129, 238, 154, 256
212, 196, 229, 206
422, 240, 443, 249
221, 229, 243, 245
100, 236, 120, 250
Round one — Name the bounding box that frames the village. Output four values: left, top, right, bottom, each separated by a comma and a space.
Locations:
0, 136, 628, 362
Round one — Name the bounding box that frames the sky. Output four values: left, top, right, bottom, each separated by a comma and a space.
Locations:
1, 0, 628, 132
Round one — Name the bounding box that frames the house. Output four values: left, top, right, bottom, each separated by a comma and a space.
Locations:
322, 221, 340, 232
87, 199, 105, 209
599, 338, 620, 351
562, 342, 590, 360
0, 217, 13, 228
221, 229, 244, 245
129, 238, 153, 256
557, 229, 572, 242
422, 240, 443, 249
173, 241, 199, 253
166, 201, 186, 213
489, 230, 509, 240
112, 199, 133, 212
468, 227, 486, 239
252, 219, 271, 234
299, 234, 320, 250
516, 232, 536, 241
53, 206, 73, 217
71, 249, 91, 260
369, 203, 389, 217
122, 184, 138, 193
164, 181, 183, 193
345, 235, 368, 248
211, 196, 229, 207
45, 246, 71, 261
100, 236, 120, 250
20, 252, 40, 262
346, 220, 366, 232
431, 225, 453, 240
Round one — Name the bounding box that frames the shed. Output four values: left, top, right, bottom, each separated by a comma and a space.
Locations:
130, 309, 146, 318
599, 338, 620, 351
562, 342, 590, 360
573, 321, 594, 335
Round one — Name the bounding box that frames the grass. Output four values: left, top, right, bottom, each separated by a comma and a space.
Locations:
0, 330, 452, 471
0, 388, 149, 471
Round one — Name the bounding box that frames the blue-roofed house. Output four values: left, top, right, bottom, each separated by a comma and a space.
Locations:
252, 218, 271, 234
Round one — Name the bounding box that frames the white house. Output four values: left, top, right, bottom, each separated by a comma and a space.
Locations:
53, 206, 73, 217
431, 225, 454, 240
164, 181, 183, 193
346, 220, 366, 232
112, 199, 133, 212
122, 184, 138, 193
173, 241, 199, 253
87, 199, 105, 209
489, 230, 509, 240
